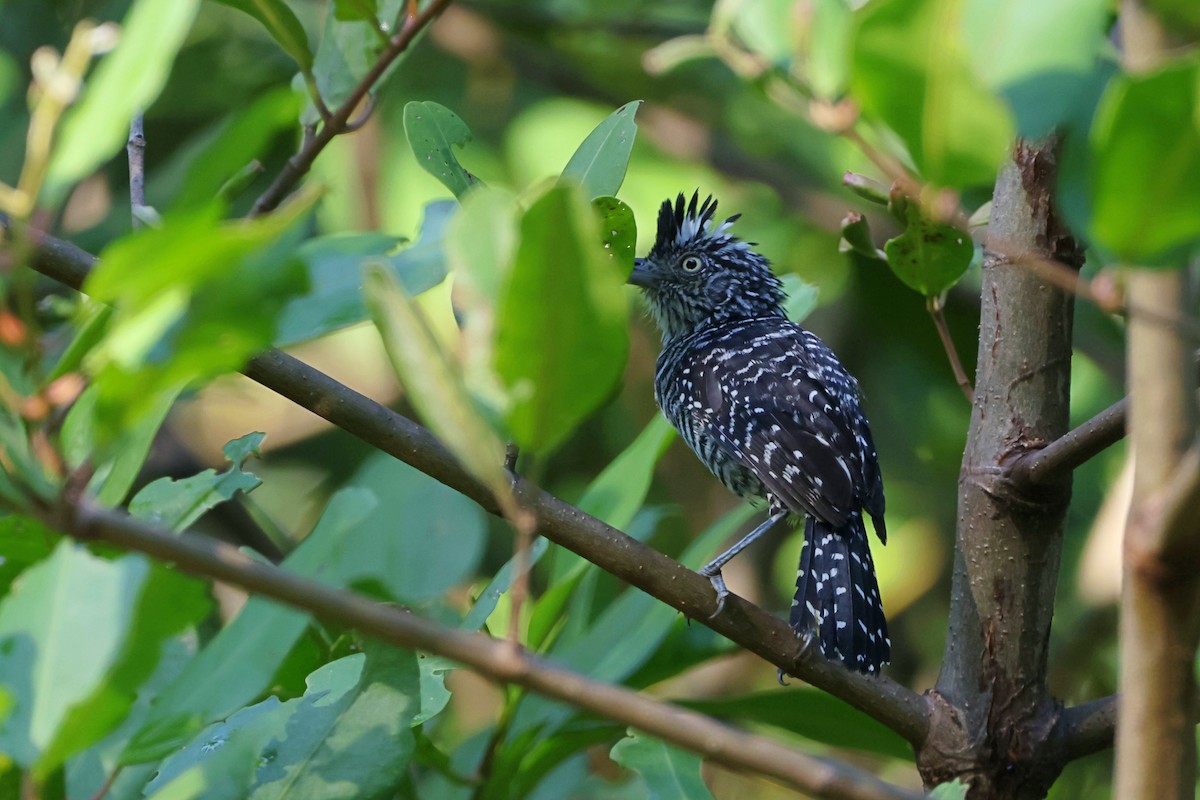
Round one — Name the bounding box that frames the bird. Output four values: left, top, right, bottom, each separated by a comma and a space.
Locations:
628, 191, 890, 674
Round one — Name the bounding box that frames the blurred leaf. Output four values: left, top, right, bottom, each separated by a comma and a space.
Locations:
333, 0, 379, 23
0, 543, 207, 778
364, 264, 510, 499
592, 196, 638, 276
508, 721, 626, 799
684, 689, 911, 759
610, 731, 713, 800
851, 0, 1014, 187
559, 100, 641, 198
577, 416, 676, 532
339, 451, 486, 603
148, 644, 419, 800
804, 0, 854, 98
129, 432, 264, 531
1148, 0, 1200, 34
839, 211, 883, 260
448, 188, 519, 302
173, 88, 300, 212
930, 779, 970, 799
0, 51, 16, 108
47, 300, 111, 382
124, 489, 375, 763
729, 0, 795, 67
0, 401, 58, 506
883, 202, 973, 295
843, 172, 890, 205
0, 516, 58, 596
84, 191, 315, 437
46, 0, 202, 200
462, 537, 550, 632
302, 0, 402, 124
962, 0, 1107, 90
277, 200, 453, 345
1088, 60, 1200, 265
211, 0, 313, 70
495, 184, 629, 454
404, 101, 481, 199
780, 273, 820, 322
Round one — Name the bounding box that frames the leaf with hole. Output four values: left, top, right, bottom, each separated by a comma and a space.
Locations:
404, 101, 482, 199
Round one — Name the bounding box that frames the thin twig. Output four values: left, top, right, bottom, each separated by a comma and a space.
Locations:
126, 113, 145, 229
64, 502, 923, 800
248, 0, 453, 218
15, 228, 933, 748
88, 767, 122, 800
926, 296, 973, 402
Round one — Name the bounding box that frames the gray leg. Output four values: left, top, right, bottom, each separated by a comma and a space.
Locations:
699, 510, 788, 618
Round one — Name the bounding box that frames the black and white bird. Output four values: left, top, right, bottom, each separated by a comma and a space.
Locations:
629, 192, 890, 674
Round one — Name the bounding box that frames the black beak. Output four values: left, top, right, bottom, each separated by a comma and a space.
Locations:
628, 258, 658, 289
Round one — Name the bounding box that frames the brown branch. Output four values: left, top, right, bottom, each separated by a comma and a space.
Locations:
248, 0, 452, 218
1056, 697, 1118, 762
926, 296, 973, 402
60, 502, 922, 800
1007, 398, 1128, 486
126, 113, 145, 229
14, 223, 933, 749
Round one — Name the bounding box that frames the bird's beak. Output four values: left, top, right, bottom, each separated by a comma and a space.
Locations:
628, 258, 658, 289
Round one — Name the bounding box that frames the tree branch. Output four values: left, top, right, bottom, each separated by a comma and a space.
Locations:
248, 0, 452, 217
59, 501, 922, 800
13, 224, 933, 749
1007, 398, 1128, 486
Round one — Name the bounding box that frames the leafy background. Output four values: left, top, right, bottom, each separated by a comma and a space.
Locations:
0, 0, 1187, 797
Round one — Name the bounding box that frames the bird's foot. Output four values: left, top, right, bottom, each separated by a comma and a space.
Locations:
698, 565, 729, 619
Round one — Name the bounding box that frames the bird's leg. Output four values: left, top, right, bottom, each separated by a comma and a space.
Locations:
698, 509, 788, 618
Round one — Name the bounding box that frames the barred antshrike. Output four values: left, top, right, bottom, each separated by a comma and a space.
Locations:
629, 192, 889, 674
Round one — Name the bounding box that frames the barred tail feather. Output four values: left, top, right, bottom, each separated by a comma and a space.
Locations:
790, 515, 889, 674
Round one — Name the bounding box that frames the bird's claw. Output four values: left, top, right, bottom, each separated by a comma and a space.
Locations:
699, 567, 729, 619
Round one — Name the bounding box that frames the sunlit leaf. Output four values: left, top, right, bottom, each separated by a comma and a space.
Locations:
494, 184, 629, 454
593, 195, 638, 276
851, 0, 1014, 187
1088, 60, 1200, 265
610, 731, 713, 800
930, 779, 970, 799
46, 0, 202, 200
559, 100, 641, 199
404, 101, 481, 199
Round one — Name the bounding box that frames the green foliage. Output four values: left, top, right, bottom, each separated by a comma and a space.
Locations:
559, 100, 642, 198
212, 0, 313, 71
884, 200, 974, 296
404, 101, 482, 198
929, 778, 970, 799
610, 730, 714, 799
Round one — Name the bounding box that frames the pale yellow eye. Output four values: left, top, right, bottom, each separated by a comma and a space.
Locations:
681, 255, 703, 272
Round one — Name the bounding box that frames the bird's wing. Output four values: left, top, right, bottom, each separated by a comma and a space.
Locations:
686, 322, 861, 528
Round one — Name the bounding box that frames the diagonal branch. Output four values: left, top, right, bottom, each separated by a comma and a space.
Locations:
1007, 398, 1128, 487
14, 223, 933, 749
248, 0, 453, 217
58, 502, 923, 800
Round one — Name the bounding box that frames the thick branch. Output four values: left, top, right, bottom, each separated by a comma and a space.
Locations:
15, 225, 932, 748
248, 0, 452, 217
61, 503, 921, 800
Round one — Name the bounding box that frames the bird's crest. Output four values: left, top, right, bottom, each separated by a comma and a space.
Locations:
655, 191, 743, 255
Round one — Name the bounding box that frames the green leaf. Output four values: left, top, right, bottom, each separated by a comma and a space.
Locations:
212, 0, 313, 70
1088, 60, 1200, 265
883, 202, 973, 296
838, 211, 884, 261
364, 263, 510, 498
851, 0, 1015, 187
129, 432, 264, 531
804, 0, 854, 98
1148, 0, 1200, 35
404, 101, 481, 198
84, 191, 315, 439
593, 196, 638, 277
929, 779, 970, 799
46, 0, 202, 200
462, 537, 550, 632
0, 516, 58, 596
337, 451, 486, 602
683, 689, 910, 759
559, 100, 641, 198
0, 543, 207, 778
577, 416, 676, 532
276, 200, 454, 346
173, 87, 301, 212
333, 0, 380, 23
124, 489, 376, 763
780, 273, 820, 323
495, 184, 630, 454
301, 0, 403, 125
610, 731, 713, 800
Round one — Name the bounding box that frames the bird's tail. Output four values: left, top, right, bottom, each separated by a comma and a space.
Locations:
790, 514, 889, 674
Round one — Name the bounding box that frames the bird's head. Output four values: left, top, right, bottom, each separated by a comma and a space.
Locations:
629, 192, 785, 341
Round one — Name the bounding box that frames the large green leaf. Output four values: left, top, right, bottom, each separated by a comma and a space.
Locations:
610, 731, 713, 800
883, 201, 974, 296
1088, 60, 1200, 265
123, 489, 376, 762
404, 101, 482, 199
276, 200, 454, 346
494, 184, 630, 454
558, 100, 641, 199
46, 0, 202, 200
301, 0, 403, 125
212, 0, 313, 70
0, 543, 208, 778
129, 433, 264, 531
851, 0, 1014, 188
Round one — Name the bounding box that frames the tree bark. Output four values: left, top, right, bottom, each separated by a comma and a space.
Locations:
921, 141, 1084, 798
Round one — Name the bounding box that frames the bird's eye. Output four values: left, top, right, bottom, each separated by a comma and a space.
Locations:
681, 255, 703, 273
